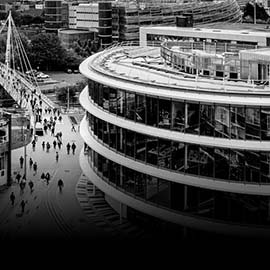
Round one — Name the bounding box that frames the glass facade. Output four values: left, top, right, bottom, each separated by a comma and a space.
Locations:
85, 146, 270, 226
88, 79, 270, 141
86, 112, 270, 184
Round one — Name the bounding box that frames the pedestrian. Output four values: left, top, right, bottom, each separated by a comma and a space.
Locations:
10, 192, 15, 206
54, 116, 57, 121
58, 115, 62, 122
57, 110, 60, 117
45, 108, 47, 114
57, 140, 62, 150
42, 141, 45, 150
33, 162, 37, 175
66, 143, 71, 155
45, 172, 50, 185
51, 127, 55, 136
20, 200, 26, 214
57, 179, 64, 192
19, 156, 24, 169
19, 181, 25, 194
46, 142, 51, 152
28, 180, 34, 193
56, 152, 59, 162
71, 142, 76, 155
44, 125, 48, 134
29, 157, 33, 169
41, 172, 45, 180
53, 140, 57, 149
32, 140, 36, 151
59, 132, 62, 139
16, 172, 21, 183
71, 124, 76, 132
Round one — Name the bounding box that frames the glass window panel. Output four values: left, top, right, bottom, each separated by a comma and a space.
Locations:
135, 94, 146, 123
88, 79, 94, 99
97, 118, 103, 141
200, 104, 215, 136
93, 81, 99, 104
146, 175, 158, 203
199, 146, 214, 178
103, 157, 109, 180
97, 83, 103, 107
93, 151, 98, 170
146, 96, 158, 127
157, 179, 170, 208
109, 160, 119, 185
158, 138, 171, 170
103, 121, 109, 145
214, 147, 230, 180
123, 167, 135, 194
125, 129, 135, 158
102, 86, 110, 111
117, 90, 126, 117
97, 153, 103, 176
135, 133, 146, 162
245, 107, 260, 140
245, 151, 260, 183
186, 103, 200, 134
109, 88, 118, 114
172, 100, 185, 132
261, 108, 270, 140
230, 106, 245, 140
229, 150, 245, 182
126, 92, 135, 121
109, 124, 117, 149
187, 144, 200, 175
93, 116, 98, 136
260, 152, 270, 183
146, 136, 158, 166
158, 99, 171, 129
117, 127, 125, 154
171, 142, 185, 172
215, 105, 230, 138
135, 171, 146, 199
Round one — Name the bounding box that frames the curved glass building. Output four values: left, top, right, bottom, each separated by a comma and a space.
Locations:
79, 41, 270, 238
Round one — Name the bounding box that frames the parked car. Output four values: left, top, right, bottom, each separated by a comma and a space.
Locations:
73, 69, 79, 73
66, 69, 72, 74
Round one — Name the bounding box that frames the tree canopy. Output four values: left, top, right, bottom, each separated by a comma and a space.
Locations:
29, 33, 67, 70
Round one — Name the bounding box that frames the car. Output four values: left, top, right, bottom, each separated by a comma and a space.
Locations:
66, 69, 72, 74
73, 69, 79, 74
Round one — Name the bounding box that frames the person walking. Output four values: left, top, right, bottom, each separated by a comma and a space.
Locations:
42, 141, 45, 150
45, 173, 50, 185
33, 162, 37, 175
16, 172, 21, 183
57, 140, 62, 150
71, 124, 76, 132
19, 156, 24, 169
66, 143, 71, 155
28, 180, 34, 193
32, 140, 36, 151
29, 157, 33, 169
58, 115, 62, 122
57, 179, 64, 192
10, 192, 15, 206
53, 140, 57, 149
41, 172, 45, 181
46, 142, 51, 152
20, 200, 26, 214
71, 143, 76, 155
56, 152, 59, 163
51, 127, 55, 136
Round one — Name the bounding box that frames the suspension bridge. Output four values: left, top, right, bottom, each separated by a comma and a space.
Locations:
0, 12, 55, 131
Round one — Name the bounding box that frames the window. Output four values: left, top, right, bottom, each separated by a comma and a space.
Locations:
117, 90, 126, 117
215, 105, 230, 138
171, 142, 185, 172
246, 107, 260, 140
199, 146, 214, 178
186, 144, 200, 175
186, 103, 199, 134
135, 133, 146, 162
125, 129, 135, 158
135, 94, 146, 123
146, 136, 158, 166
102, 86, 110, 111
214, 147, 230, 180
200, 104, 215, 136
109, 88, 118, 114
230, 106, 245, 140
158, 139, 171, 169
230, 150, 245, 182
126, 92, 135, 121
261, 108, 270, 140
146, 96, 158, 127
158, 99, 171, 129
172, 101, 185, 132
134, 171, 146, 199
117, 127, 125, 154
109, 124, 117, 149
146, 176, 158, 203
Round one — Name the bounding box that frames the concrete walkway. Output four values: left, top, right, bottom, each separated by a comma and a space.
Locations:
0, 110, 110, 240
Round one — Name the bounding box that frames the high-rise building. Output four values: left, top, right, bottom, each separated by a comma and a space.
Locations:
44, 0, 63, 33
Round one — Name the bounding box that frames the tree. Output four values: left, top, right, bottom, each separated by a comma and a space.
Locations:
56, 86, 77, 104
29, 33, 67, 71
